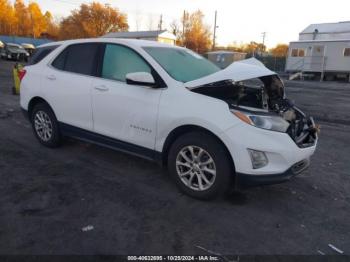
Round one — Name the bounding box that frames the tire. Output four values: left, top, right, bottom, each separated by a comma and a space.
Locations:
167, 131, 233, 200
31, 103, 62, 148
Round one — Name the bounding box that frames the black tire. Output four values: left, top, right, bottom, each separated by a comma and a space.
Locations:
167, 131, 233, 200
31, 103, 62, 148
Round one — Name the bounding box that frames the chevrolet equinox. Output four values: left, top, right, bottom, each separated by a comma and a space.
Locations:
20, 38, 318, 199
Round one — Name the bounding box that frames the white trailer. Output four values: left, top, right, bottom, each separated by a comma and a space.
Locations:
286, 39, 350, 81
286, 21, 350, 81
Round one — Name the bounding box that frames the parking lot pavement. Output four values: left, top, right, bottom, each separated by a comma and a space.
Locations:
0, 60, 350, 255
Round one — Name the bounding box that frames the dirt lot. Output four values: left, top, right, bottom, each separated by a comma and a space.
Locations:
0, 60, 350, 255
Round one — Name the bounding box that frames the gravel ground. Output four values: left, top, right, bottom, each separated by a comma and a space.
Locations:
0, 60, 349, 255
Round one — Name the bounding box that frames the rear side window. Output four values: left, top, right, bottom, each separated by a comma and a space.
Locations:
52, 43, 100, 76
28, 45, 59, 65
102, 44, 151, 82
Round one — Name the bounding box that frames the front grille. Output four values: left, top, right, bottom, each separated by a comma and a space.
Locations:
288, 116, 317, 148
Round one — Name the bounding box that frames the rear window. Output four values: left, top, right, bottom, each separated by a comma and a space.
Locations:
51, 43, 100, 76
28, 45, 59, 65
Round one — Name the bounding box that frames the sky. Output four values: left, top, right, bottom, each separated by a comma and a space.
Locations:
16, 0, 350, 47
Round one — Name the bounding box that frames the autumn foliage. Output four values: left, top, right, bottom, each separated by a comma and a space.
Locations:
59, 2, 128, 40
0, 0, 56, 38
0, 0, 128, 40
269, 44, 289, 57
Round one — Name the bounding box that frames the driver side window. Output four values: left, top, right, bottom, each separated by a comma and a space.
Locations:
102, 44, 151, 82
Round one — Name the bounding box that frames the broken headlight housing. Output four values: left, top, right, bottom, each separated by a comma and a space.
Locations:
231, 110, 290, 133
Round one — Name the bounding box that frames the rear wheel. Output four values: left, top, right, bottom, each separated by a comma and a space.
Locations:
168, 132, 233, 200
31, 103, 61, 147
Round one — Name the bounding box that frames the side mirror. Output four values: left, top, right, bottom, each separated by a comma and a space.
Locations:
126, 72, 156, 87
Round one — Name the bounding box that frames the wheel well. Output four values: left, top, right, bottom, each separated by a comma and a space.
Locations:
161, 125, 235, 171
28, 97, 50, 118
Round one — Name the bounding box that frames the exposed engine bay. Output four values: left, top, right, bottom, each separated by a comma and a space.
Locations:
191, 75, 318, 147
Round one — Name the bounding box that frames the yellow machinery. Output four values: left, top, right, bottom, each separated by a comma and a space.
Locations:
12, 63, 24, 95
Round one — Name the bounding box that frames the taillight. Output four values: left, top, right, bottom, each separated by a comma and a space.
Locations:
18, 69, 26, 81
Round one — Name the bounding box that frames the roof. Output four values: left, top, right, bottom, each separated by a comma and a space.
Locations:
37, 38, 180, 49
206, 50, 247, 55
103, 30, 176, 40
7, 43, 22, 47
301, 21, 350, 34
290, 39, 350, 44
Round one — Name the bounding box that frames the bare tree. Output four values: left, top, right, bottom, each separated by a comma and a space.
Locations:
134, 10, 142, 31
148, 14, 156, 30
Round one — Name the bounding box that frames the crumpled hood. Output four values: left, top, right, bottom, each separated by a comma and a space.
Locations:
185, 58, 277, 89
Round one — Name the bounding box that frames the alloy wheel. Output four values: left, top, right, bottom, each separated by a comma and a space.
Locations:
176, 145, 216, 191
34, 111, 53, 142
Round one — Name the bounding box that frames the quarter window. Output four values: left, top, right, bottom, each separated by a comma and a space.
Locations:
51, 43, 100, 76
28, 45, 59, 65
344, 48, 350, 57
102, 44, 151, 82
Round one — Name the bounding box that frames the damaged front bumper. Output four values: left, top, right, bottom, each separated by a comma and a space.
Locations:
236, 158, 310, 188
221, 120, 317, 187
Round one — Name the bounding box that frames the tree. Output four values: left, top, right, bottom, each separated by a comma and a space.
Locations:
169, 19, 182, 45
28, 2, 46, 38
59, 2, 128, 40
43, 11, 59, 39
179, 10, 212, 53
14, 0, 32, 36
270, 44, 289, 57
0, 0, 15, 35
241, 41, 266, 56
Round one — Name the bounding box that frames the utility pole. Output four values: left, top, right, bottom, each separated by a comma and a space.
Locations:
212, 10, 218, 50
182, 10, 186, 46
158, 14, 163, 31
182, 10, 185, 35
261, 32, 266, 52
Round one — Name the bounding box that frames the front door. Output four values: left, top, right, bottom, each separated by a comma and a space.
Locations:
91, 43, 162, 150
311, 45, 325, 71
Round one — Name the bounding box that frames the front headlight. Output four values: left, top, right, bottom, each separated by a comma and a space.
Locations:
231, 110, 290, 133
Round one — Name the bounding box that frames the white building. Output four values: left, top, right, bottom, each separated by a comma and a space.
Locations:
102, 30, 176, 45
286, 21, 350, 81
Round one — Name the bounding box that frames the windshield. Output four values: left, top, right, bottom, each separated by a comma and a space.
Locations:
143, 47, 220, 82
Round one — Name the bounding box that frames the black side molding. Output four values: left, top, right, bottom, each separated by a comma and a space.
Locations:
59, 122, 162, 164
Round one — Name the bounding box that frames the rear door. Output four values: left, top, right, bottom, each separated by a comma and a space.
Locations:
91, 43, 163, 150
42, 43, 100, 131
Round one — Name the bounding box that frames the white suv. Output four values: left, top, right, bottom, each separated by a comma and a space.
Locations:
20, 38, 318, 199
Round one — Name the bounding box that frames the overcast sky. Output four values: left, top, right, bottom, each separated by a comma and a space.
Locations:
18, 0, 350, 47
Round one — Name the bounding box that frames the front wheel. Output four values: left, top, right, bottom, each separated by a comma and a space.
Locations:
168, 132, 233, 200
31, 103, 62, 147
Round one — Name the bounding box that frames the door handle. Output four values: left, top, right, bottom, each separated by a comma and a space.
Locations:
46, 75, 56, 80
94, 85, 109, 91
